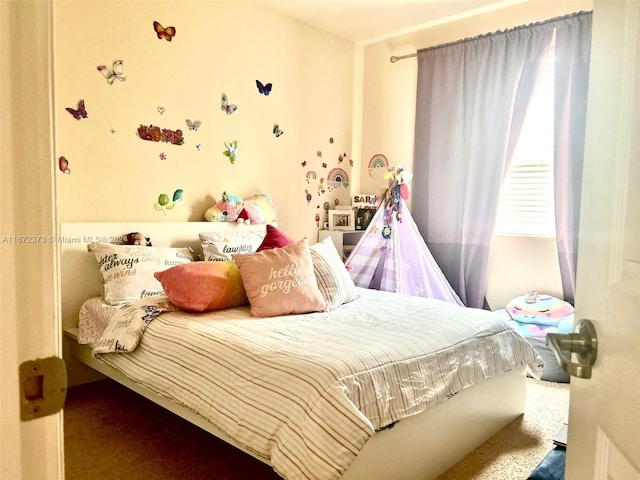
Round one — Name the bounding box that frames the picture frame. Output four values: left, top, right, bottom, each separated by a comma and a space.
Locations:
355, 208, 375, 231
328, 209, 355, 231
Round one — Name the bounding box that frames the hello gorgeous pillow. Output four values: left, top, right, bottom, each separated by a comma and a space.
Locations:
232, 238, 326, 317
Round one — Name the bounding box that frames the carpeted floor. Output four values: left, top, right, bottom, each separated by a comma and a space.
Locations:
63, 377, 569, 480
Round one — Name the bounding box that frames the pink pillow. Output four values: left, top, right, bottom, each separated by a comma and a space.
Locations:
154, 261, 249, 313
233, 238, 326, 317
256, 224, 294, 252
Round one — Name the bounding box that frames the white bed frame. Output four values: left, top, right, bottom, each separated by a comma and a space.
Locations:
60, 222, 527, 480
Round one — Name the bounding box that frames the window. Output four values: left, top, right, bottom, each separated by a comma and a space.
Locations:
494, 38, 556, 237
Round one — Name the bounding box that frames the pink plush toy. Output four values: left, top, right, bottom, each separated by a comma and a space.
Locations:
237, 194, 277, 224
204, 192, 243, 222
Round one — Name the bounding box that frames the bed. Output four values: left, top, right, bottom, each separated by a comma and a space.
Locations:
60, 221, 541, 480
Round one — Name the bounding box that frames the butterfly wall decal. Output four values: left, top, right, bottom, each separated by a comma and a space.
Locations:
273, 123, 284, 137
185, 119, 201, 131
65, 99, 88, 120
256, 80, 272, 96
97, 60, 126, 84
221, 93, 238, 115
58, 156, 70, 174
153, 21, 176, 41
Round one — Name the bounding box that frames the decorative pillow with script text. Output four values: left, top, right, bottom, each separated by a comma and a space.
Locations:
199, 229, 266, 261
232, 238, 325, 318
89, 243, 193, 306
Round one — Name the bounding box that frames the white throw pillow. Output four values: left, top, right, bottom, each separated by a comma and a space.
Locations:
309, 236, 357, 311
89, 243, 193, 306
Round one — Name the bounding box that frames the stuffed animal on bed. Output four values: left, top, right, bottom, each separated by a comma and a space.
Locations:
204, 192, 277, 224
204, 192, 244, 222
124, 232, 152, 246
237, 193, 277, 224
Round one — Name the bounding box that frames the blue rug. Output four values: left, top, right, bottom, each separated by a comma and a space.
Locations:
527, 447, 566, 480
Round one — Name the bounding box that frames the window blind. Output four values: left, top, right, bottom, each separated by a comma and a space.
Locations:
494, 42, 556, 237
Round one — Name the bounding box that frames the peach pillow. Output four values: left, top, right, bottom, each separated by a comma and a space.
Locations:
233, 238, 326, 317
154, 261, 249, 313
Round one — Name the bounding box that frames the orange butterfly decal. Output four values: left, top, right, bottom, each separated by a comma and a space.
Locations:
153, 21, 176, 42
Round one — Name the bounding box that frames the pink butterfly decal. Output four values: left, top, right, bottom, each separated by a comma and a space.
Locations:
97, 60, 126, 85
58, 156, 70, 174
66, 99, 87, 120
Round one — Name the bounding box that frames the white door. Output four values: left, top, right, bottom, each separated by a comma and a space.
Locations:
565, 0, 640, 478
0, 1, 65, 479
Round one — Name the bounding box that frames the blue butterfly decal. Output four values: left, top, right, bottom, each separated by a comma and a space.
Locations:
256, 80, 272, 96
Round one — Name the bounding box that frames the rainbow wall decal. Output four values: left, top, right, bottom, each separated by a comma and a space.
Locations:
327, 167, 350, 189
368, 153, 389, 169
306, 170, 317, 183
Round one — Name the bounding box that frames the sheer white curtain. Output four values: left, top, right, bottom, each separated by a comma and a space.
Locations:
412, 13, 591, 308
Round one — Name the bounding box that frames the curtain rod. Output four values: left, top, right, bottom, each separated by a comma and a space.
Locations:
389, 10, 591, 63
389, 53, 417, 63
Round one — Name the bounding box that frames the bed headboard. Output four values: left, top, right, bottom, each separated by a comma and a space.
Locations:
59, 222, 269, 330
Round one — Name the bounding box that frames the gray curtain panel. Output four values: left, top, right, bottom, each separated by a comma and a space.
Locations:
412, 12, 592, 308
553, 12, 592, 305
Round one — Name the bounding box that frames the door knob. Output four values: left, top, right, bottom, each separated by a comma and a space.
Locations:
546, 319, 598, 379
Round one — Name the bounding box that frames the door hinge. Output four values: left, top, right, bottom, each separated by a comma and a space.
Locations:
19, 356, 67, 421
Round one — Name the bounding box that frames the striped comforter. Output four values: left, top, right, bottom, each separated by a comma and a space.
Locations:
94, 287, 540, 480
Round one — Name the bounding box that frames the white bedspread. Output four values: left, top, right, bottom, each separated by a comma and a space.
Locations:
93, 287, 541, 480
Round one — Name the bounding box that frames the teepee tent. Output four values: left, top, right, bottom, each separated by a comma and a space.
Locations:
345, 167, 463, 306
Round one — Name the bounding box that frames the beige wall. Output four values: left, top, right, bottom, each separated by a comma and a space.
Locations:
359, 0, 592, 308
53, 1, 355, 242
53, 0, 593, 308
